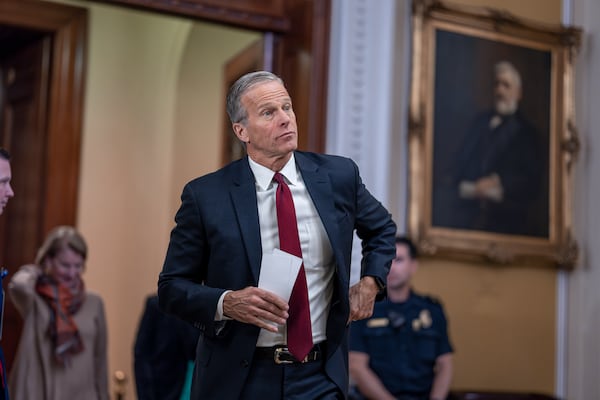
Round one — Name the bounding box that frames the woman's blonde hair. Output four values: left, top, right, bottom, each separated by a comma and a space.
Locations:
35, 226, 88, 265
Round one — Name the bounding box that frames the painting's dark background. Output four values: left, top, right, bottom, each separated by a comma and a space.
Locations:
431, 29, 551, 238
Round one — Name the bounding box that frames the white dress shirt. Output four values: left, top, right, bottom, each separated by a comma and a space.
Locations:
216, 154, 334, 347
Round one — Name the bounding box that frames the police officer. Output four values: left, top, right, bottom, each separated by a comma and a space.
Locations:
349, 236, 453, 400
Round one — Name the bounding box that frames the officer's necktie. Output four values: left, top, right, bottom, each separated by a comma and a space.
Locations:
273, 172, 313, 361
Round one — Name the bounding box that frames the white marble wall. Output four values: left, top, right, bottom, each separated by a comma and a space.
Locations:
567, 0, 600, 398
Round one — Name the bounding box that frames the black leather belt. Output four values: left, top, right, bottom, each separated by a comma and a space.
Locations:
254, 343, 323, 364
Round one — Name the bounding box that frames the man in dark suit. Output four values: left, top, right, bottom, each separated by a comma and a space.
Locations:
158, 71, 396, 399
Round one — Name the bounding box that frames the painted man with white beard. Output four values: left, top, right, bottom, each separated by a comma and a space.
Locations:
445, 61, 545, 236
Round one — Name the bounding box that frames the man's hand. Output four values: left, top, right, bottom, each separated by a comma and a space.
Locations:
348, 276, 379, 324
223, 287, 289, 332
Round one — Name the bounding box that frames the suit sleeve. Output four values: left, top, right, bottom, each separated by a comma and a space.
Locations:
158, 183, 226, 327
351, 160, 396, 285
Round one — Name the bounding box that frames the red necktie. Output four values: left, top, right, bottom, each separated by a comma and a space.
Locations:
273, 172, 313, 361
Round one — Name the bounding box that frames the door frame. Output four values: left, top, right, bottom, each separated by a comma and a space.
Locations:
0, 0, 87, 230
0, 0, 87, 369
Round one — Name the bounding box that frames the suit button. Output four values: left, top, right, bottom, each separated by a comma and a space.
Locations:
240, 359, 249, 368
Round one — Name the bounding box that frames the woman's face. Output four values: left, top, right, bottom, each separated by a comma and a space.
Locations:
45, 247, 84, 292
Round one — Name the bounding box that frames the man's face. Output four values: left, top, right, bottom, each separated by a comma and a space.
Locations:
386, 243, 417, 289
494, 70, 521, 115
0, 158, 14, 215
232, 80, 298, 165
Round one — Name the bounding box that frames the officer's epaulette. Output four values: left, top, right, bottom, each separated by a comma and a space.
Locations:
413, 291, 442, 307
423, 294, 441, 305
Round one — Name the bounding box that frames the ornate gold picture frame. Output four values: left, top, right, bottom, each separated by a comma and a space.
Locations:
408, 0, 582, 268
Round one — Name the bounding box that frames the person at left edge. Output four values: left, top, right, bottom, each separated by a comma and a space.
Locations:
0, 148, 15, 400
158, 70, 397, 399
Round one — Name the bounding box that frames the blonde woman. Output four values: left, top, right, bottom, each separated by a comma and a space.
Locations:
8, 226, 108, 400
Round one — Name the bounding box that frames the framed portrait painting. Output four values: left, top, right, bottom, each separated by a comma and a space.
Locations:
408, 0, 582, 268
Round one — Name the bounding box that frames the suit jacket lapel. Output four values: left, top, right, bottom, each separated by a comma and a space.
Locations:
230, 157, 262, 283
295, 153, 348, 286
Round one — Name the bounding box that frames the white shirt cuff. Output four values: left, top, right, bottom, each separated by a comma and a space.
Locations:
215, 290, 233, 321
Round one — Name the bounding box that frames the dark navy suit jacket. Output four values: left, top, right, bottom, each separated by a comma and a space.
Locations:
158, 151, 396, 399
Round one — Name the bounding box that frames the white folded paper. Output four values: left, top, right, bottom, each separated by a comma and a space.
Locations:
258, 248, 302, 303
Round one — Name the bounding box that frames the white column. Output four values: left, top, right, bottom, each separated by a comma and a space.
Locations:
555, 3, 572, 398
327, 0, 411, 283
567, 0, 600, 399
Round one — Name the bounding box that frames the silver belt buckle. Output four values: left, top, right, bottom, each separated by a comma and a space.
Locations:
274, 347, 295, 364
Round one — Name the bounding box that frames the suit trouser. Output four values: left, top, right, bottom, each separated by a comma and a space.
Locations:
239, 355, 343, 400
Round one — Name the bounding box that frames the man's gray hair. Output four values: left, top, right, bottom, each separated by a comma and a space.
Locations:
226, 71, 284, 124
495, 60, 521, 88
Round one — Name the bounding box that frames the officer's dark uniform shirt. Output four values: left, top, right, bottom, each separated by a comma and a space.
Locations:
350, 290, 453, 398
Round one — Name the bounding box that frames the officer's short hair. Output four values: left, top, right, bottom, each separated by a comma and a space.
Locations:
395, 236, 418, 260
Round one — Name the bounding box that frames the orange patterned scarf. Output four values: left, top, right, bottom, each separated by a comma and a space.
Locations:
35, 275, 85, 366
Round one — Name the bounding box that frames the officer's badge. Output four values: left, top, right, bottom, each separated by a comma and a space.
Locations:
412, 318, 421, 331
412, 309, 432, 331
419, 309, 432, 328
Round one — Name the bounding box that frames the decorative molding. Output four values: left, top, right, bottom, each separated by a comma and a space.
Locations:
88, 0, 290, 32
327, 0, 409, 283
326, 0, 398, 196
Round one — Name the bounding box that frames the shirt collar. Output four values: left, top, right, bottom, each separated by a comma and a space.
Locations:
248, 153, 298, 190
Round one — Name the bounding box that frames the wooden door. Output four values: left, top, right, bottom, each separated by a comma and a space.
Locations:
0, 0, 88, 369
0, 35, 52, 368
